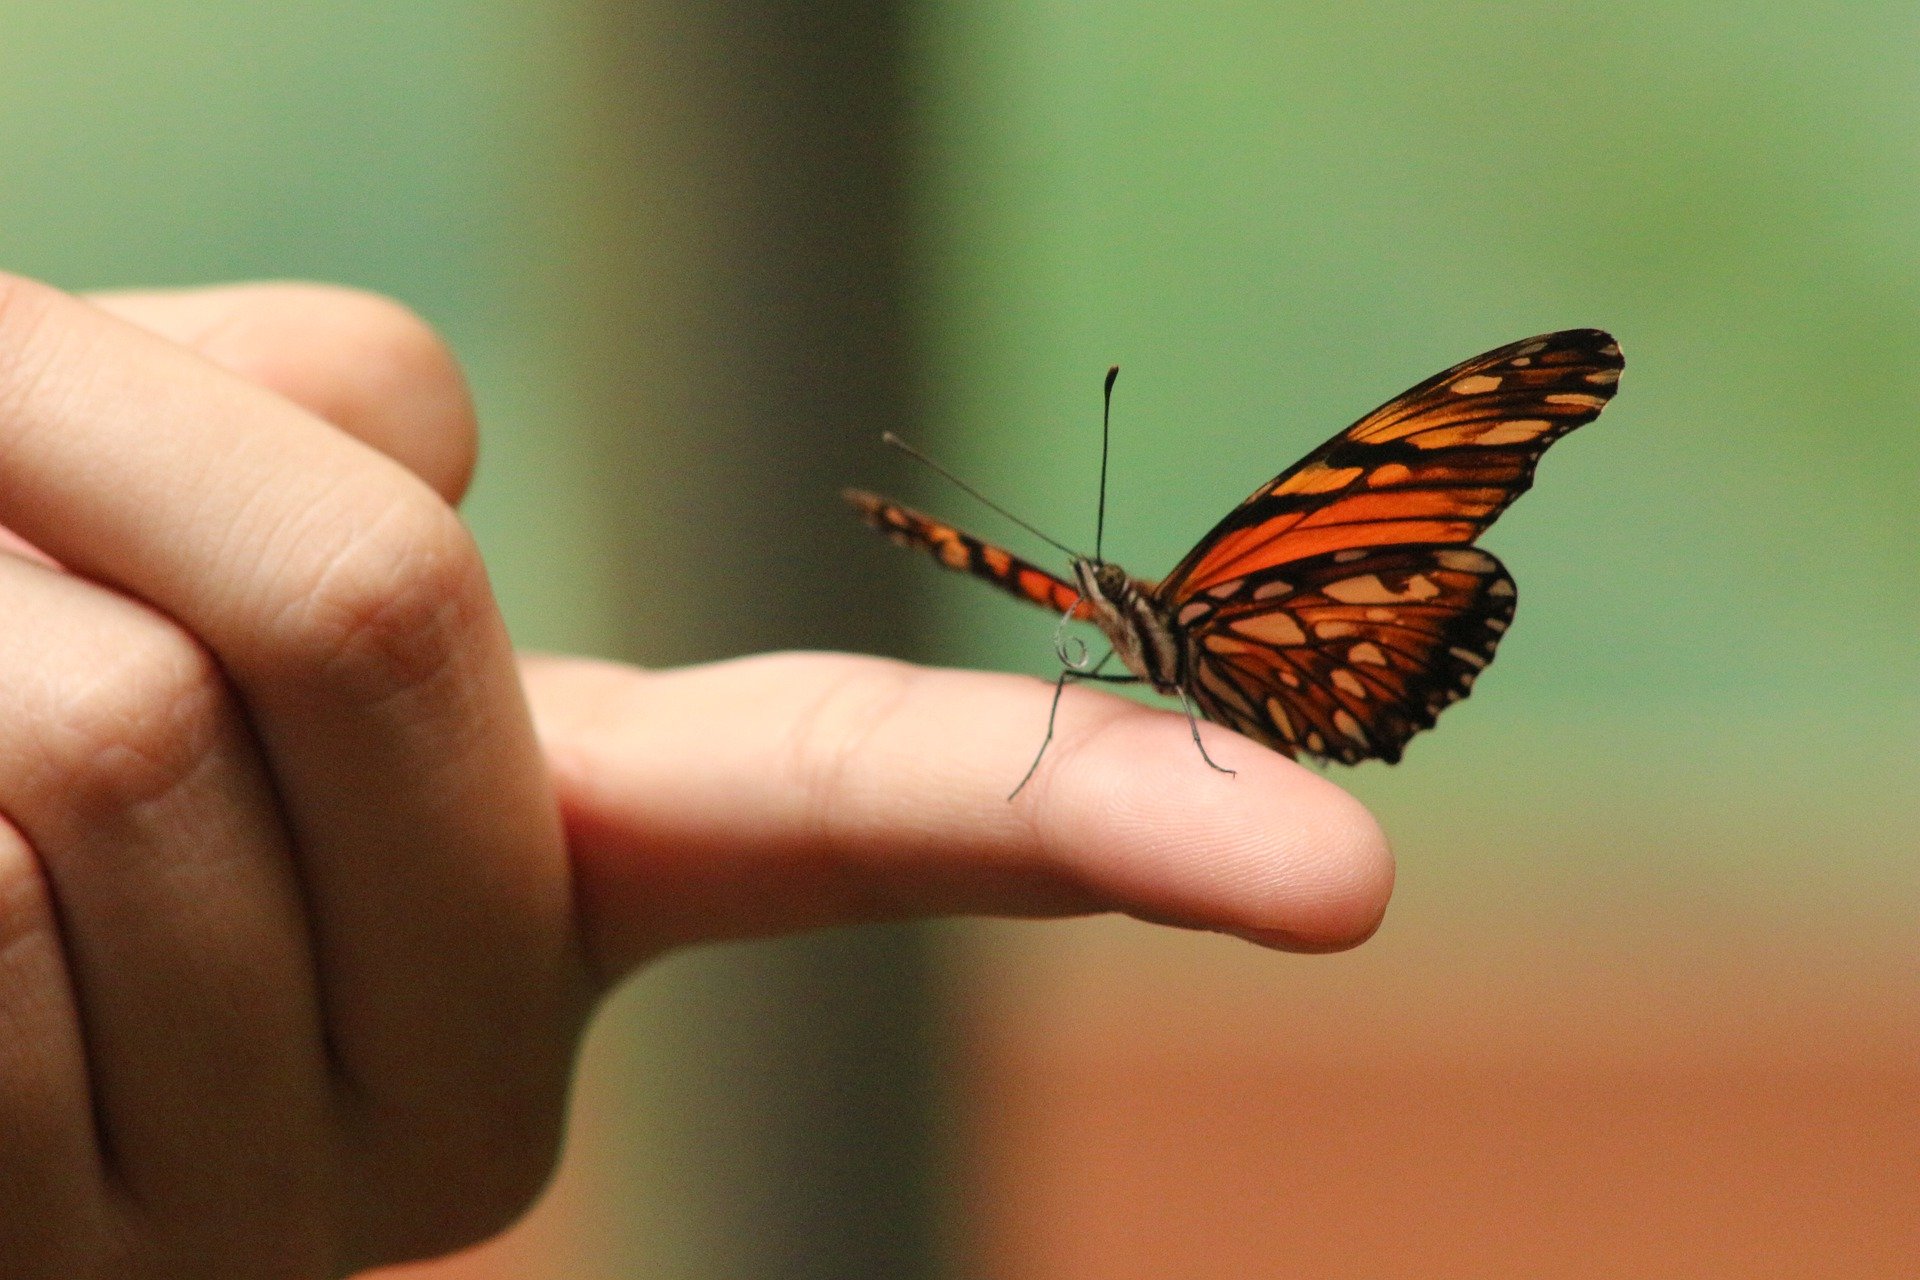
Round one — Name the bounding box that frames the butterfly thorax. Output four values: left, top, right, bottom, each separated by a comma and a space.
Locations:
1071, 558, 1184, 693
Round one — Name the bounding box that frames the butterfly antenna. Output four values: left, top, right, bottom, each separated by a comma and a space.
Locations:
1095, 365, 1119, 562
881, 432, 1087, 560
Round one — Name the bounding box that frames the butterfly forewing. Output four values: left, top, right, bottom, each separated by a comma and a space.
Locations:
1181, 544, 1515, 764
1158, 329, 1621, 597
843, 489, 1094, 620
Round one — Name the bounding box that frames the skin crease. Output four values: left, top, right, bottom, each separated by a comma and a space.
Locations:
0, 276, 1392, 1278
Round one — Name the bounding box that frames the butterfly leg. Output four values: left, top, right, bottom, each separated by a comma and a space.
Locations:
1176, 684, 1237, 778
1008, 660, 1141, 801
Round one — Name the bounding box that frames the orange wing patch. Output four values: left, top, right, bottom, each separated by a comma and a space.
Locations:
1272, 463, 1364, 495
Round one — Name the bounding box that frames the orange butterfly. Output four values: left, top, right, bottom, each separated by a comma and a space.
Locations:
847, 329, 1622, 783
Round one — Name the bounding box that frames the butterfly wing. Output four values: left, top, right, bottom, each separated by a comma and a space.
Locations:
1159, 329, 1622, 597
844, 489, 1093, 620
1180, 544, 1516, 764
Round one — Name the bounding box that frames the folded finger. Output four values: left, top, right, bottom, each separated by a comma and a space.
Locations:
0, 553, 330, 1243
525, 653, 1394, 978
0, 814, 103, 1267
86, 283, 477, 502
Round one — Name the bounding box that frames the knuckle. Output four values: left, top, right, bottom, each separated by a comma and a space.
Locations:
264, 492, 490, 707
31, 624, 228, 821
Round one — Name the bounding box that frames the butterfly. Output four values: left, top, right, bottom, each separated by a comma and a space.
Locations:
846, 329, 1622, 780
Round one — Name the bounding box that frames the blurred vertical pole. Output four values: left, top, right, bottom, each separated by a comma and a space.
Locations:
576, 3, 944, 1278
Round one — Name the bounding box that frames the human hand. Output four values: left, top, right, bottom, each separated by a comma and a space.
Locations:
0, 276, 1391, 1277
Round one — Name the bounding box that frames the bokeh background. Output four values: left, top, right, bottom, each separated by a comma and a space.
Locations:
2, 3, 1914, 1277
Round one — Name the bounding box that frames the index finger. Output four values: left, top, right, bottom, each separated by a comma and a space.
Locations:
524, 652, 1394, 977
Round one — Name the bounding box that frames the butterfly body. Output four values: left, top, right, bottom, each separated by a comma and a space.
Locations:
848, 329, 1622, 768
1071, 558, 1183, 692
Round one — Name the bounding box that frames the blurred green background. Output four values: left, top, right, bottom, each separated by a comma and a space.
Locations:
916, 3, 1919, 895
1, 2, 1912, 1277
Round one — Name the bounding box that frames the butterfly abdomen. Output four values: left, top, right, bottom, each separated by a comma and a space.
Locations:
843, 488, 1095, 621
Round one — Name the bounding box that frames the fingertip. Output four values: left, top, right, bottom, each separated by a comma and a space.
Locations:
1229, 780, 1394, 952
1032, 709, 1394, 953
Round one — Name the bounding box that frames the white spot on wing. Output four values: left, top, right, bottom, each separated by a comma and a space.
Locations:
1324, 573, 1441, 605
1231, 613, 1309, 646
1435, 548, 1491, 572
1474, 419, 1552, 445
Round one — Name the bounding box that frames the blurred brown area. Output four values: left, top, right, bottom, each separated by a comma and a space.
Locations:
396, 3, 946, 1277
960, 912, 1919, 1279
564, 2, 948, 1276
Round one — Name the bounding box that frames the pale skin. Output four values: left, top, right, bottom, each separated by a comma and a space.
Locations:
0, 274, 1394, 1277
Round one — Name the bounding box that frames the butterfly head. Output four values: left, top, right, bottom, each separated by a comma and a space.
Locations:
1071, 557, 1131, 607
1071, 557, 1182, 692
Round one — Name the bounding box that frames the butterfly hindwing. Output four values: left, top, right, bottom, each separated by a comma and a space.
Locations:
1159, 330, 1621, 597
1181, 544, 1516, 764
843, 489, 1093, 620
